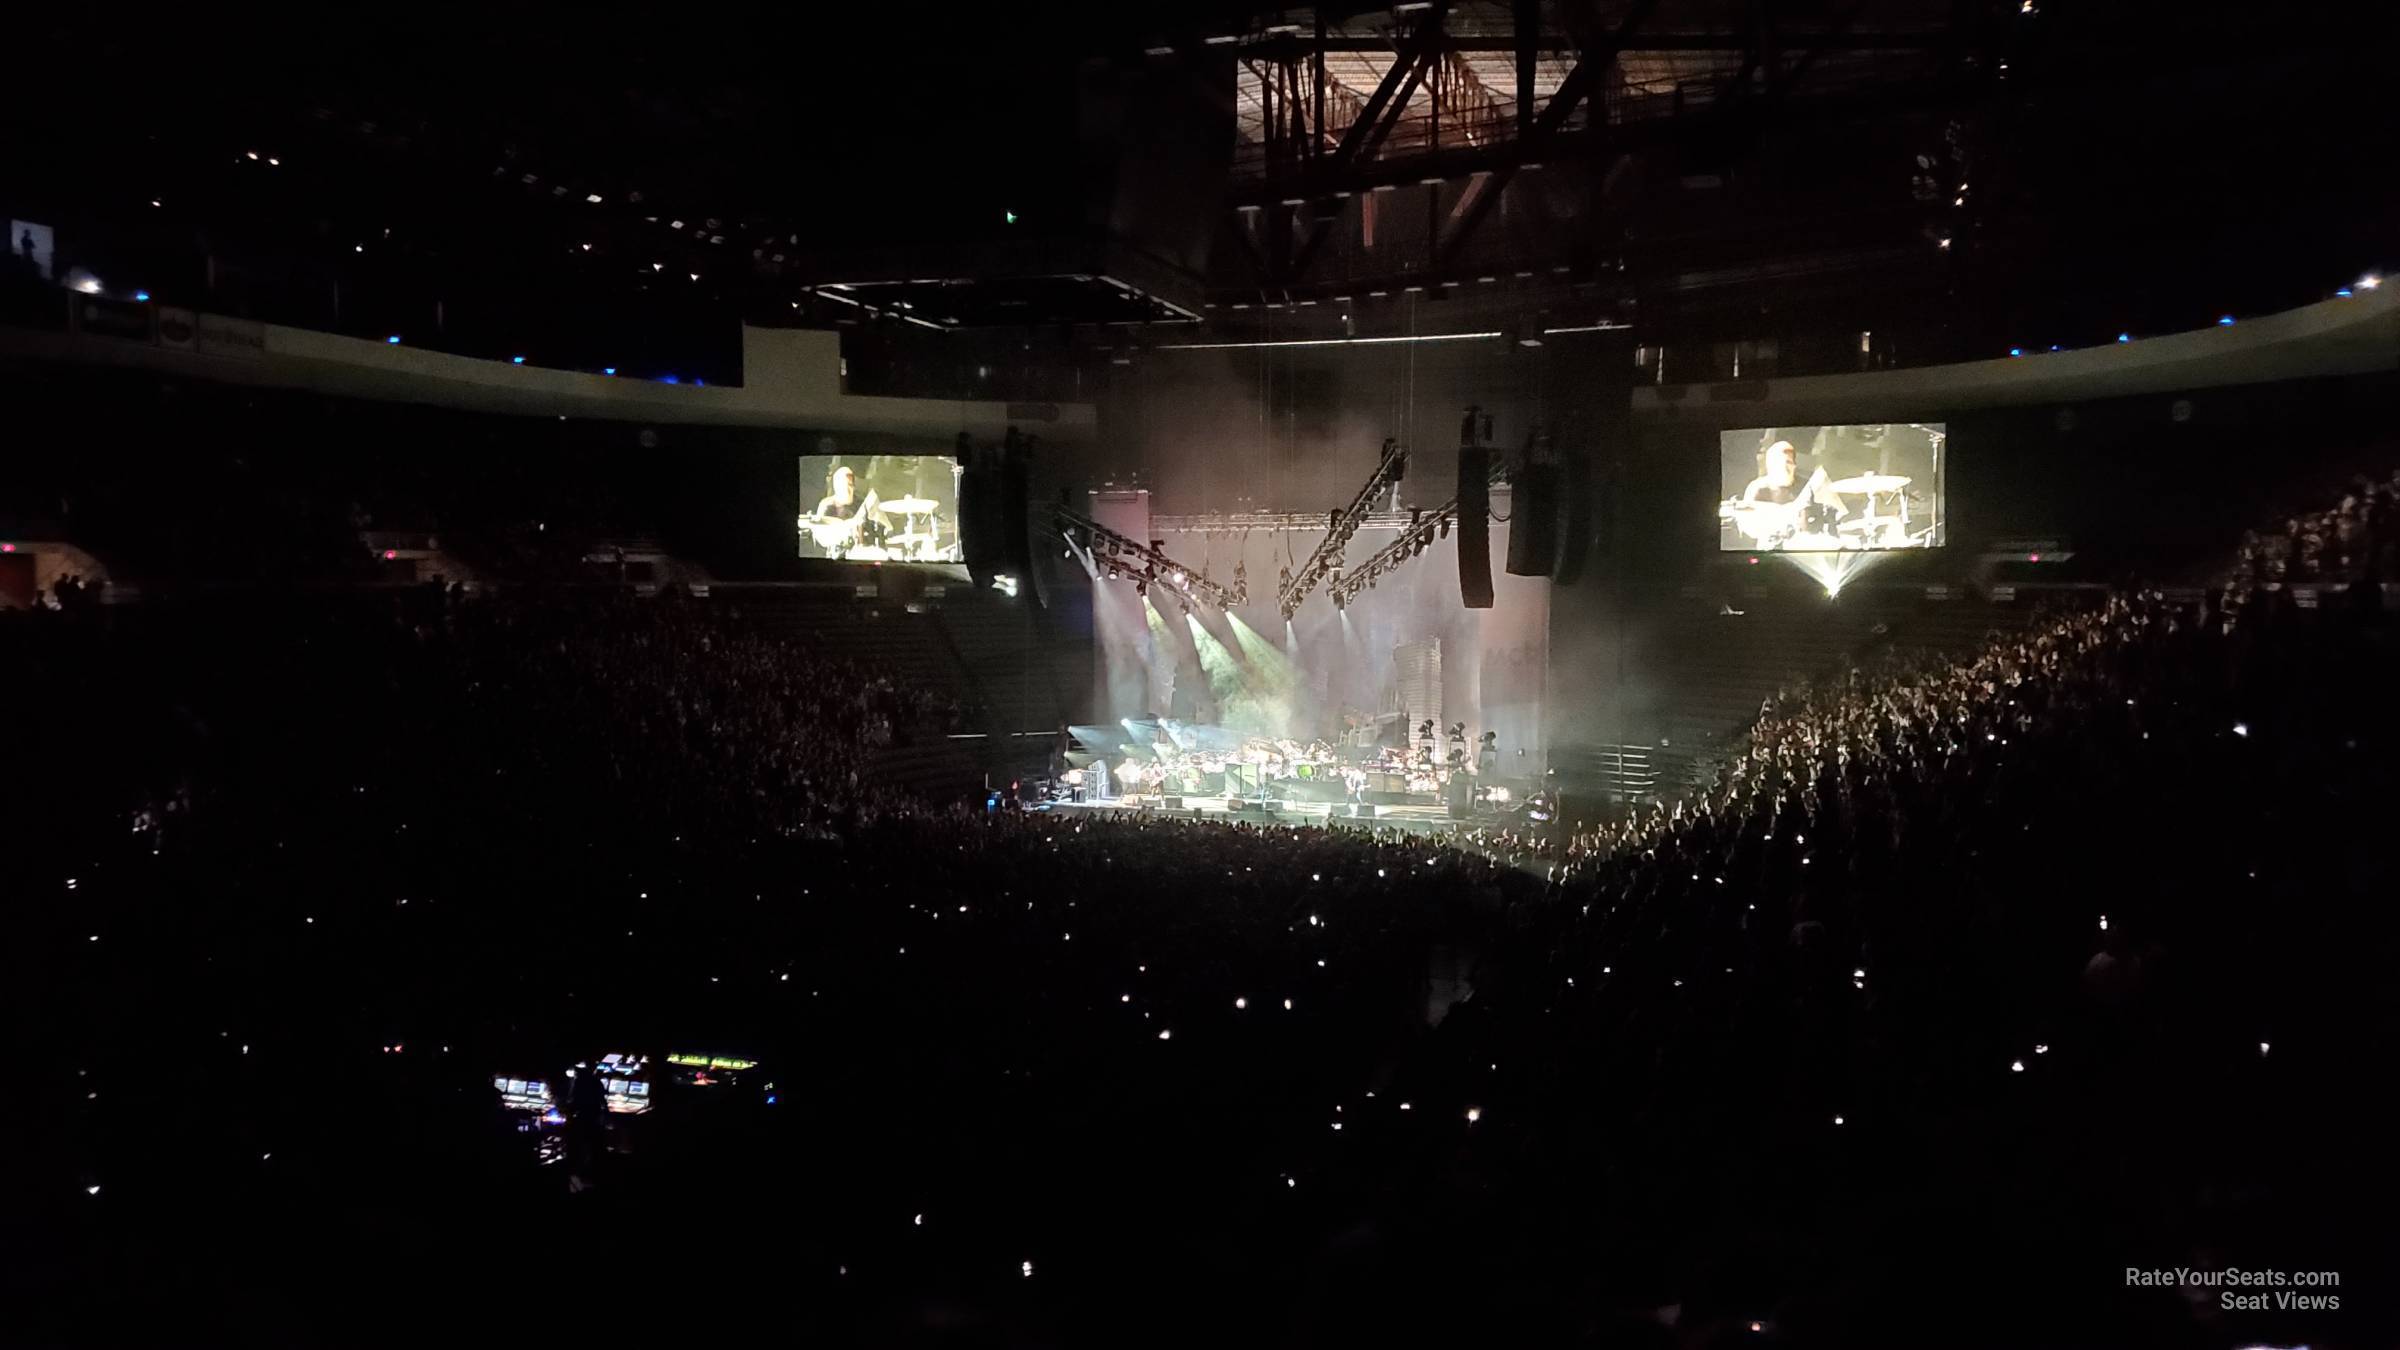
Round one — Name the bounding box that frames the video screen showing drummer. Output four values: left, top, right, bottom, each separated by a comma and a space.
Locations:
796, 454, 963, 562
1717, 423, 1945, 553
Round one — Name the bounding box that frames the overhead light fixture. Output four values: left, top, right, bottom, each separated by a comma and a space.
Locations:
1155, 331, 1502, 352
585, 193, 603, 204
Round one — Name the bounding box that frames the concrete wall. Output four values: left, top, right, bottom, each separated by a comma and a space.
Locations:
4, 311, 1096, 444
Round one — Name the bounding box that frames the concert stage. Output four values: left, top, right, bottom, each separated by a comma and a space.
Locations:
1036, 794, 1477, 836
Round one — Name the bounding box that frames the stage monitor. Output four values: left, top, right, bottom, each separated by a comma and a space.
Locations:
1718, 424, 1945, 552
797, 454, 963, 562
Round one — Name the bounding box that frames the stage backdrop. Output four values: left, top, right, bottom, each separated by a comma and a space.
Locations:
1086, 495, 1549, 768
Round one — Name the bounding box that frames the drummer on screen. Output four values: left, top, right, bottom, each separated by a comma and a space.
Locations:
1741, 440, 1849, 521
812, 464, 888, 553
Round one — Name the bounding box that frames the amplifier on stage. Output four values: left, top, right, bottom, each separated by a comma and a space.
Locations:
1163, 795, 1183, 810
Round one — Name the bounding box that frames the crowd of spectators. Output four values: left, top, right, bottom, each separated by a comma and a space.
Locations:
10, 476, 2400, 1346
2227, 468, 2400, 590
435, 586, 963, 832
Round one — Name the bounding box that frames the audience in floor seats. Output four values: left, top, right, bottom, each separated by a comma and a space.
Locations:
8, 471, 2399, 1347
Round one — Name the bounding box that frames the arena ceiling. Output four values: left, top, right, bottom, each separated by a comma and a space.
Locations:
1, 2, 2390, 363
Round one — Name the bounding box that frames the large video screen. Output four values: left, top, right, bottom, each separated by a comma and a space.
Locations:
1718, 424, 1946, 552
797, 454, 962, 561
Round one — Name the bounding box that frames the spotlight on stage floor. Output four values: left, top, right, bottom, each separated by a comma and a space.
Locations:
1778, 550, 1885, 598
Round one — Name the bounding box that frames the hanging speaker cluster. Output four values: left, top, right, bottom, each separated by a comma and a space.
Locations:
1506, 463, 1560, 578
1457, 445, 1493, 609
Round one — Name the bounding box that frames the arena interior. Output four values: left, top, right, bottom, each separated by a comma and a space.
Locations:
5, 5, 2399, 1346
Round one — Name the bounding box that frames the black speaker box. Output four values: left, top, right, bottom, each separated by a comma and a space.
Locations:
1506, 462, 1559, 577
1457, 446, 1494, 608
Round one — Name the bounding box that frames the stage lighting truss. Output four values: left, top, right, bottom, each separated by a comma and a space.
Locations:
1054, 505, 1246, 610
1278, 437, 1410, 618
1326, 451, 1511, 610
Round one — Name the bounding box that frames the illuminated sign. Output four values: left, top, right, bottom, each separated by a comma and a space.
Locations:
665, 1053, 758, 1071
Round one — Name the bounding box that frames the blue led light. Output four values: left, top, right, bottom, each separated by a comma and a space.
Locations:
387, 335, 402, 344
133, 290, 150, 302
511, 355, 525, 364
660, 375, 679, 385
2008, 347, 2023, 357
2217, 315, 2235, 326
603, 367, 616, 375
2117, 333, 2130, 342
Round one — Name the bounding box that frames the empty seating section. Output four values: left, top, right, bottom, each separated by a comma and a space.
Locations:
935, 589, 1088, 734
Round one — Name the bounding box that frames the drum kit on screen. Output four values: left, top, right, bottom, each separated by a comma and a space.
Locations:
798, 495, 954, 561
1721, 473, 1931, 552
